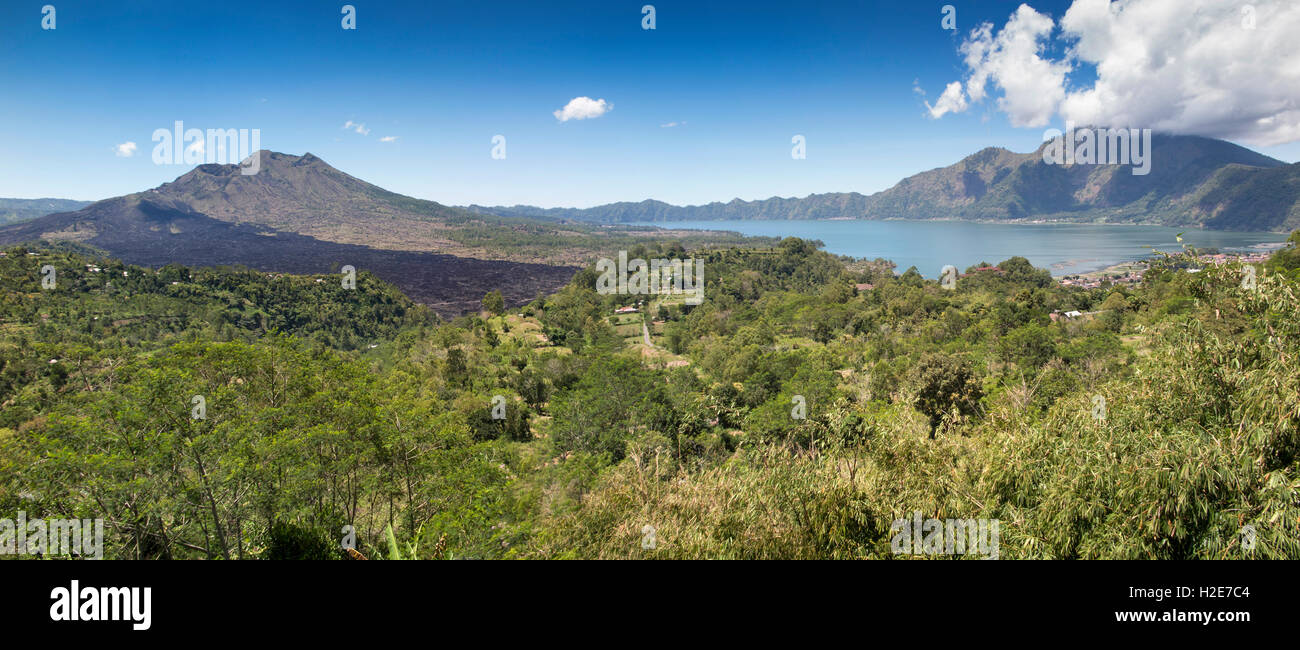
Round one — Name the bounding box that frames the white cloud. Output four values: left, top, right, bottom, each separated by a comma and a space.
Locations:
342, 120, 370, 135
660, 121, 685, 128
958, 4, 1069, 127
185, 139, 204, 157
553, 96, 612, 122
114, 141, 138, 157
925, 82, 969, 119
379, 136, 398, 142
929, 0, 1300, 145
1056, 0, 1300, 145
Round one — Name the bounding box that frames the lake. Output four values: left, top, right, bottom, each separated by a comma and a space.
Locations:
641, 220, 1288, 277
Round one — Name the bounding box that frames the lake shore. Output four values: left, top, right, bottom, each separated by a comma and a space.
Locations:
731, 216, 1292, 234
1057, 247, 1280, 289
632, 219, 1287, 279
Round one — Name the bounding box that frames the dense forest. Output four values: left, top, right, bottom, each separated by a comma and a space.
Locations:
3, 232, 1299, 559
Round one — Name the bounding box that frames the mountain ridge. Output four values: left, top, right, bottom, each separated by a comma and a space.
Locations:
467, 134, 1299, 232
0, 197, 93, 226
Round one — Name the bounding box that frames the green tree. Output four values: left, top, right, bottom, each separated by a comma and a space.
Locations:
550, 355, 672, 459
908, 353, 984, 439
1265, 229, 1300, 277
482, 290, 505, 316
1000, 323, 1056, 370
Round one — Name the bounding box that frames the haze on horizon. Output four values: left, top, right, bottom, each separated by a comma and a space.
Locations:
2, 0, 1299, 208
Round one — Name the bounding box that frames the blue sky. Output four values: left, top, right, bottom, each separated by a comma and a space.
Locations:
2, 0, 1298, 207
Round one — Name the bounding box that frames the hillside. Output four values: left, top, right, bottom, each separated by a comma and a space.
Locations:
0, 198, 92, 226
470, 135, 1299, 232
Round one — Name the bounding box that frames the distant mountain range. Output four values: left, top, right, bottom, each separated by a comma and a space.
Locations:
0, 198, 91, 226
467, 135, 1300, 232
